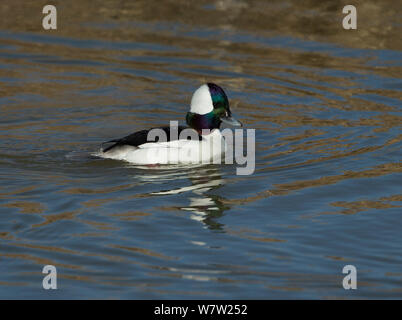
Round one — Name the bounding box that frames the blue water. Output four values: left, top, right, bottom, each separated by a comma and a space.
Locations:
0, 1, 401, 299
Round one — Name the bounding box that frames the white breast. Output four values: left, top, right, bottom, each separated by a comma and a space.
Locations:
96, 129, 226, 165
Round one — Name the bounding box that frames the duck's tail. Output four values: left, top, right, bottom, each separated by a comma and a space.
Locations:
101, 140, 120, 153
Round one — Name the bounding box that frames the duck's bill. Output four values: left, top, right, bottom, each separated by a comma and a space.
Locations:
220, 115, 243, 127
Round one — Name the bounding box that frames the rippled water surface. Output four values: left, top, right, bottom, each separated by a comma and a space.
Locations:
0, 1, 401, 299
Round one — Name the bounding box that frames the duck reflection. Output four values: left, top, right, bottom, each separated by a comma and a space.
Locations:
129, 164, 229, 231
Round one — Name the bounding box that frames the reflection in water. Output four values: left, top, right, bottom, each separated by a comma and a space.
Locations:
182, 195, 227, 231
180, 172, 228, 231
136, 165, 229, 230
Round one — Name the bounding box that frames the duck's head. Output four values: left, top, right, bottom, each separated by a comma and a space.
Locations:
186, 83, 242, 133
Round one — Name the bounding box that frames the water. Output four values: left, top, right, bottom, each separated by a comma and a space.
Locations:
0, 0, 401, 299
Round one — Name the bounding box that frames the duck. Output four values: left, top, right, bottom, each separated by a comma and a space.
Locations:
98, 83, 242, 165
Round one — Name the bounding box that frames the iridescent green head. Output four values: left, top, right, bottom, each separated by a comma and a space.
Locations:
186, 83, 242, 133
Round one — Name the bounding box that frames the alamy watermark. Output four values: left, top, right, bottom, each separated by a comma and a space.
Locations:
144, 121, 255, 175
42, 5, 57, 30
342, 265, 357, 290
342, 5, 357, 30
42, 265, 57, 289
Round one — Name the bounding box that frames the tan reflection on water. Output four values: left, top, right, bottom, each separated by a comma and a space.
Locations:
3, 201, 46, 214
110, 211, 151, 221
0, 253, 81, 270
271, 162, 402, 196
225, 227, 286, 243
31, 210, 80, 228
222, 163, 401, 205
328, 196, 401, 215
1, 0, 401, 50
110, 244, 176, 261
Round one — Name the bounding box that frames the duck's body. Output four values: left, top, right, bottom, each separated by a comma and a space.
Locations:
100, 126, 226, 165
98, 83, 241, 165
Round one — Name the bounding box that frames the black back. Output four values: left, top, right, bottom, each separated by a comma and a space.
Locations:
102, 126, 202, 153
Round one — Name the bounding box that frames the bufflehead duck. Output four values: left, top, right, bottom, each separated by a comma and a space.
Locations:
98, 83, 242, 165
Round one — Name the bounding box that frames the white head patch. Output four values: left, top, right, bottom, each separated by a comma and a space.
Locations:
190, 84, 214, 115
